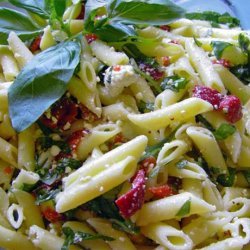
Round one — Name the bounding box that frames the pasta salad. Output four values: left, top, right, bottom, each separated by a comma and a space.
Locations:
0, 0, 250, 249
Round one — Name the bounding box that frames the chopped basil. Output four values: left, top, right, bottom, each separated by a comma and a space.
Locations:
176, 159, 188, 169
230, 65, 250, 84
61, 227, 114, 250
37, 136, 71, 154
138, 101, 154, 113
213, 123, 236, 140
35, 188, 60, 205
21, 183, 37, 192
176, 198, 191, 217
160, 75, 188, 92
85, 187, 139, 235
216, 167, 236, 187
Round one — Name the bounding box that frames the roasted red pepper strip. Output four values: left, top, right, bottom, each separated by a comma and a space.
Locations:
41, 206, 63, 223
148, 184, 176, 199
115, 169, 146, 218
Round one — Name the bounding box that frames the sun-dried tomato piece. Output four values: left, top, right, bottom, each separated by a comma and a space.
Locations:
219, 95, 243, 123
41, 206, 63, 223
67, 129, 89, 152
192, 85, 223, 109
139, 62, 164, 81
148, 184, 176, 199
115, 170, 146, 218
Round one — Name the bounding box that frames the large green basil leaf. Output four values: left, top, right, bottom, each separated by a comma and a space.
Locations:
108, 0, 185, 25
211, 41, 233, 59
8, 0, 50, 18
0, 7, 42, 44
8, 41, 81, 132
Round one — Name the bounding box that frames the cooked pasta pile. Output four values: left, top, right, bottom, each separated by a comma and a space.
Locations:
0, 0, 250, 249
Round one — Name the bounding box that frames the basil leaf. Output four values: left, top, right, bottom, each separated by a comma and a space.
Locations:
213, 123, 236, 140
186, 11, 240, 28
111, 219, 140, 235
21, 183, 37, 192
109, 0, 185, 25
217, 167, 236, 187
62, 227, 114, 250
35, 188, 60, 205
160, 75, 188, 92
8, 41, 81, 132
84, 0, 106, 21
0, 7, 42, 44
93, 21, 136, 42
176, 198, 191, 217
8, 0, 50, 18
211, 41, 233, 59
176, 159, 188, 169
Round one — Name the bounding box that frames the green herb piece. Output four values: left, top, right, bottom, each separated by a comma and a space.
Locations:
8, 0, 50, 18
176, 159, 188, 169
35, 188, 59, 205
21, 183, 37, 192
141, 128, 177, 161
108, 0, 185, 25
38, 158, 82, 185
138, 101, 154, 113
0, 7, 42, 44
242, 170, 250, 185
85, 187, 139, 235
176, 198, 191, 217
8, 41, 81, 132
211, 41, 233, 59
194, 37, 202, 47
217, 167, 236, 187
213, 123, 236, 140
62, 227, 114, 250
160, 75, 188, 92
186, 11, 240, 28
111, 219, 140, 235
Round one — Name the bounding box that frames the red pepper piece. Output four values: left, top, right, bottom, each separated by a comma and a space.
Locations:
85, 34, 98, 44
219, 95, 243, 123
148, 184, 176, 199
192, 85, 223, 109
161, 56, 171, 67
29, 36, 41, 53
41, 206, 63, 223
115, 169, 146, 218
3, 166, 13, 175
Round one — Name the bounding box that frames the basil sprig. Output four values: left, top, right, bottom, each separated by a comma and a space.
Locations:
84, 0, 185, 42
8, 41, 81, 132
